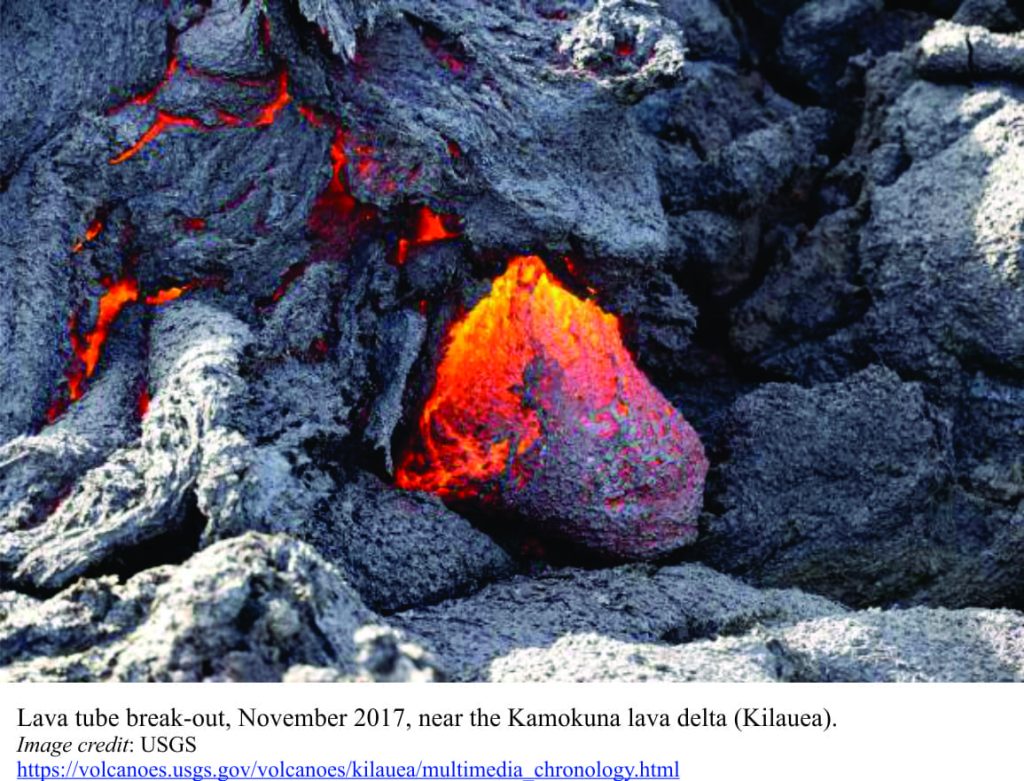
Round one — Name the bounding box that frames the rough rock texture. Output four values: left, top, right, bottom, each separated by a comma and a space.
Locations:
488, 607, 1024, 682
777, 0, 885, 103
1, 302, 252, 591
860, 75, 1024, 383
306, 471, 516, 613
699, 366, 961, 606
3, 0, 1024, 681
0, 533, 438, 682
393, 563, 844, 681
396, 256, 708, 559
918, 20, 1024, 80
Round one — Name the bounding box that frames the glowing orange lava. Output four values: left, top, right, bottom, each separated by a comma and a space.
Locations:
71, 217, 105, 253
396, 205, 460, 264
251, 71, 291, 126
48, 275, 216, 420
298, 105, 323, 127
144, 286, 186, 306
109, 111, 205, 164
422, 33, 468, 74
396, 255, 624, 494
67, 278, 141, 400
396, 255, 707, 557
137, 385, 150, 418
108, 22, 292, 166
133, 56, 179, 106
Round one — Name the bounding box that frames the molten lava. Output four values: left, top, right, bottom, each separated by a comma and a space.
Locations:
108, 18, 294, 167
396, 205, 460, 264
306, 129, 377, 248
421, 32, 469, 74
71, 217, 105, 253
66, 278, 140, 401
144, 286, 186, 306
396, 255, 707, 559
298, 105, 323, 127
131, 56, 179, 107
137, 385, 151, 418
109, 111, 205, 165
48, 274, 215, 420
250, 71, 291, 126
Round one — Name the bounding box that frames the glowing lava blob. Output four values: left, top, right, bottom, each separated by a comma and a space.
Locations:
396, 255, 708, 559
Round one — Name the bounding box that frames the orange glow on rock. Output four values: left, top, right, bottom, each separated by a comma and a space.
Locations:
396, 255, 707, 558
46, 398, 68, 424
133, 56, 178, 107
416, 205, 459, 243
298, 105, 323, 127
109, 111, 205, 164
137, 385, 150, 418
48, 273, 217, 419
396, 205, 460, 264
109, 50, 295, 165
306, 129, 377, 246
251, 71, 291, 127
421, 33, 468, 74
144, 286, 185, 306
215, 108, 243, 126
68, 278, 140, 401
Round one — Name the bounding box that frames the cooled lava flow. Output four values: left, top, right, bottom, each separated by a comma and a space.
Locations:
396, 255, 708, 559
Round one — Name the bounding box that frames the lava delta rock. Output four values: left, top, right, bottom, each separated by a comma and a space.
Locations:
0, 533, 441, 682
397, 256, 708, 559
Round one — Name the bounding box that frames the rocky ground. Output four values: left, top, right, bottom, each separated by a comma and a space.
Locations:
1, 0, 1023, 681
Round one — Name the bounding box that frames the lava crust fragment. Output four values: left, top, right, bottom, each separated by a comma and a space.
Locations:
397, 255, 708, 559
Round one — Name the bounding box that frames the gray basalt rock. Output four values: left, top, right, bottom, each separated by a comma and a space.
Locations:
557, 0, 687, 103
177, 0, 274, 77
777, 0, 884, 102
953, 0, 1024, 31
729, 207, 867, 383
698, 366, 957, 607
918, 21, 1024, 81
393, 562, 843, 681
658, 0, 740, 64
307, 471, 516, 614
3, 0, 1024, 684
0, 533, 418, 682
0, 0, 167, 180
487, 607, 1024, 682
1, 301, 252, 591
296, 0, 396, 62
